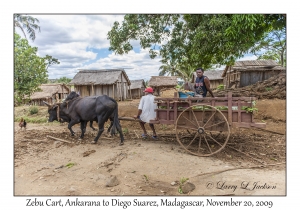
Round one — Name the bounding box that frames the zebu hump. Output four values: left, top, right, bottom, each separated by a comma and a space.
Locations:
96, 95, 116, 108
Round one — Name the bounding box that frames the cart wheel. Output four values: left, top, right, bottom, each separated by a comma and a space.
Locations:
175, 104, 230, 157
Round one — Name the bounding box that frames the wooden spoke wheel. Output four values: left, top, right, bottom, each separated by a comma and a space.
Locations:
175, 104, 230, 157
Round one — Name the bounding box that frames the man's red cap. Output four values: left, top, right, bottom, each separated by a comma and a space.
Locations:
144, 87, 154, 93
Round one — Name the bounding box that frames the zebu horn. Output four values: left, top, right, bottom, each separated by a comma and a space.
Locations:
43, 101, 51, 107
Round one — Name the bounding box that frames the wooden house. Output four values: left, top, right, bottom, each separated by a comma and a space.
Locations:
191, 70, 224, 90
129, 79, 146, 99
148, 76, 178, 96
69, 69, 131, 101
29, 83, 70, 106
222, 60, 285, 89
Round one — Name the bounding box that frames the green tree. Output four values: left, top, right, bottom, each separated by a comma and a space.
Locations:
108, 14, 285, 69
14, 14, 41, 41
14, 33, 59, 104
44, 55, 60, 70
57, 77, 72, 84
251, 29, 286, 66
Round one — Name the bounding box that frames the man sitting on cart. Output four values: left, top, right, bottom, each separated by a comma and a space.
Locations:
133, 87, 158, 139
193, 67, 215, 98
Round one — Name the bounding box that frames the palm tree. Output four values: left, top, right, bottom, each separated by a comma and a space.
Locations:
158, 64, 177, 76
176, 66, 195, 82
159, 59, 197, 83
144, 80, 149, 87
14, 14, 40, 41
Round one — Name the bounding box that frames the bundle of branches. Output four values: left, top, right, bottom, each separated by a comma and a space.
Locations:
215, 72, 286, 99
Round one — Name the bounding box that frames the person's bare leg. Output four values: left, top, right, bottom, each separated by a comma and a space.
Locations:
149, 123, 157, 137
139, 121, 147, 136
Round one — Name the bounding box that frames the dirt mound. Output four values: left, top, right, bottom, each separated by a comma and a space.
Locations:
215, 72, 286, 99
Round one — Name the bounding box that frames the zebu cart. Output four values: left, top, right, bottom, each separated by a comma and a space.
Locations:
148, 92, 266, 157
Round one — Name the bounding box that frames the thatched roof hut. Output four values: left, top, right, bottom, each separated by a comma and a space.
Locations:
130, 79, 145, 89
191, 70, 224, 89
70, 69, 131, 86
222, 60, 285, 89
69, 69, 131, 100
129, 79, 146, 99
29, 83, 70, 106
148, 76, 178, 96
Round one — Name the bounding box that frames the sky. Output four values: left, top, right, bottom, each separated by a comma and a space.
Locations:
15, 14, 164, 81
15, 14, 259, 82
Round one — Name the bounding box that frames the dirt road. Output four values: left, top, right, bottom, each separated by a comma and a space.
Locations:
14, 99, 286, 196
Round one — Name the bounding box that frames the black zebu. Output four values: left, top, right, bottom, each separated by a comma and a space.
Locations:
44, 96, 114, 139
44, 100, 97, 138
58, 114, 97, 131
44, 92, 124, 145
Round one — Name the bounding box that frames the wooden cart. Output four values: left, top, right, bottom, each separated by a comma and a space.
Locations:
149, 92, 266, 157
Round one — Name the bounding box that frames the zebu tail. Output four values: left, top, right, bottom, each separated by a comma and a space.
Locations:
110, 99, 121, 136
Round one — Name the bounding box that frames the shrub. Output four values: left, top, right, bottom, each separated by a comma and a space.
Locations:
217, 84, 225, 90
29, 106, 39, 115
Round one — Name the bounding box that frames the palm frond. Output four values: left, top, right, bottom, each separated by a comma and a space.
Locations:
14, 14, 40, 41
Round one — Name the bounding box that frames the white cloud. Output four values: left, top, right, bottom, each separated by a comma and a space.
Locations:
237, 54, 258, 61
16, 14, 163, 81
82, 48, 162, 81
14, 14, 265, 81
32, 15, 124, 49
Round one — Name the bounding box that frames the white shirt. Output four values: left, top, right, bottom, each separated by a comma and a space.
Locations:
138, 94, 157, 123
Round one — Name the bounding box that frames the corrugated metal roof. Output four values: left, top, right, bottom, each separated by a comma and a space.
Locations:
232, 65, 285, 71
148, 76, 178, 87
222, 60, 286, 76
69, 69, 131, 85
233, 60, 279, 67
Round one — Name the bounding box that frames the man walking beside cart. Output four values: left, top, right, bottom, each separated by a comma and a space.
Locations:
133, 87, 158, 139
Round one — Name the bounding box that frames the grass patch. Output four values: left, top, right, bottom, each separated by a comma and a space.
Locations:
14, 105, 49, 123
143, 174, 149, 181
122, 127, 129, 134
160, 124, 168, 130
65, 162, 75, 168
178, 177, 189, 194
15, 116, 48, 123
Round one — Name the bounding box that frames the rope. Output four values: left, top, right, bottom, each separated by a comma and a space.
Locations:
53, 96, 82, 122
56, 104, 60, 122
